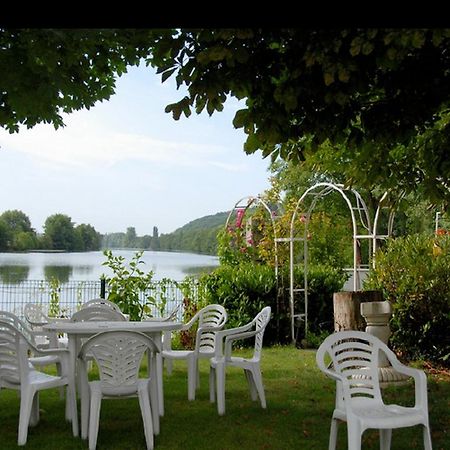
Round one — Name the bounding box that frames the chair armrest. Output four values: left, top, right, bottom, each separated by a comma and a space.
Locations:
33, 347, 70, 357
223, 328, 262, 360
383, 346, 429, 408
213, 323, 254, 357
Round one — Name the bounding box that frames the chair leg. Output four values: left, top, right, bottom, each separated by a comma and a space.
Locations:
423, 424, 432, 450
329, 417, 338, 450
88, 390, 102, 450
149, 375, 160, 435
165, 358, 173, 376
138, 384, 154, 450
250, 367, 266, 409
56, 362, 65, 399
29, 391, 40, 427
209, 366, 216, 403
196, 361, 201, 390
215, 362, 226, 415
80, 379, 90, 440
187, 355, 197, 401
347, 422, 362, 450
379, 428, 392, 450
244, 369, 258, 401
18, 387, 35, 446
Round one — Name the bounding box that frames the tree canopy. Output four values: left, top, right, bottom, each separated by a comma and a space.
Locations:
1, 28, 450, 205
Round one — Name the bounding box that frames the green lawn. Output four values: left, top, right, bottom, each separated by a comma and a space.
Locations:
0, 346, 448, 449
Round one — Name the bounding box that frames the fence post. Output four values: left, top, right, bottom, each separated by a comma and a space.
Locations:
100, 278, 106, 299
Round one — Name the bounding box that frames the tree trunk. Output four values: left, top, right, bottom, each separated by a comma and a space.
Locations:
333, 291, 383, 331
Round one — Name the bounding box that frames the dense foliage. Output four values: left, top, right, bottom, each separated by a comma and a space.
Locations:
0, 209, 101, 252
0, 29, 155, 132
365, 233, 450, 366
2, 29, 450, 206
150, 28, 450, 205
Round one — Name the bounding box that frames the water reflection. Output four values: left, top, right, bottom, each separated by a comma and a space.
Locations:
44, 266, 73, 284
181, 265, 218, 277
0, 250, 219, 284
0, 265, 30, 284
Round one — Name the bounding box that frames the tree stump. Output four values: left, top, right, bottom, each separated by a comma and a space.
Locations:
333, 290, 383, 331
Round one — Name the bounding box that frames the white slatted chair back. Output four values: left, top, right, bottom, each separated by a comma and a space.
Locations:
0, 310, 40, 348
80, 298, 122, 313
0, 311, 63, 377
79, 330, 158, 395
0, 319, 73, 445
316, 330, 432, 450
71, 306, 127, 322
253, 306, 272, 360
195, 304, 228, 354
0, 319, 27, 384
23, 303, 50, 328
78, 331, 159, 449
316, 330, 383, 410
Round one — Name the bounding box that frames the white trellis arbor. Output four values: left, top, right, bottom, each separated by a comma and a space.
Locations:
276, 183, 397, 344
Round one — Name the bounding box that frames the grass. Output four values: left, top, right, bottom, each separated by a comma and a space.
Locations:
0, 346, 449, 449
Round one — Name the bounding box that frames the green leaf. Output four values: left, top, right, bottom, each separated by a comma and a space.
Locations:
233, 109, 249, 128
161, 67, 177, 83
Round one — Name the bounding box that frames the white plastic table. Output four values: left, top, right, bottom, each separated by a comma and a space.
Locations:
43, 320, 183, 439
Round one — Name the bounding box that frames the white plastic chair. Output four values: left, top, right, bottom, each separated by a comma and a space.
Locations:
316, 330, 432, 450
161, 304, 227, 400
78, 330, 159, 450
209, 306, 271, 415
0, 319, 75, 446
80, 298, 123, 313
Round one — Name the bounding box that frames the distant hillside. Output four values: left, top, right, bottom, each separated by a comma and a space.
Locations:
158, 211, 229, 255
172, 211, 230, 233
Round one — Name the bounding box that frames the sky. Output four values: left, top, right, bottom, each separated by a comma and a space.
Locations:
0, 64, 272, 236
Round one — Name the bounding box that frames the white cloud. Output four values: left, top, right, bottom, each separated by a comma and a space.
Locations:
0, 112, 245, 172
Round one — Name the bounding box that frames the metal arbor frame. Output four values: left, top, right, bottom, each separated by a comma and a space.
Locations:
279, 183, 374, 344
224, 187, 398, 346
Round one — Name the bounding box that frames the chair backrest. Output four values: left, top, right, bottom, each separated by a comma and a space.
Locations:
0, 319, 35, 385
316, 330, 384, 407
80, 298, 122, 313
79, 330, 158, 396
252, 306, 271, 358
0, 311, 38, 346
71, 306, 127, 322
196, 304, 228, 352
23, 303, 50, 328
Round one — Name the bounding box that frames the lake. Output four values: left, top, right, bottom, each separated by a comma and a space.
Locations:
0, 250, 220, 284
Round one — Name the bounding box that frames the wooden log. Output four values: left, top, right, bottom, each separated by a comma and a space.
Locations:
333, 290, 383, 331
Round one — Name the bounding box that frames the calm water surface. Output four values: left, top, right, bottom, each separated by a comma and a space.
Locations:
0, 250, 219, 284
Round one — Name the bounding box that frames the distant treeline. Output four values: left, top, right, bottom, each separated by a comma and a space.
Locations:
0, 209, 228, 255
0, 210, 101, 252
102, 212, 229, 255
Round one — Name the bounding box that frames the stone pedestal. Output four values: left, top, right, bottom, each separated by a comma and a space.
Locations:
360, 301, 409, 387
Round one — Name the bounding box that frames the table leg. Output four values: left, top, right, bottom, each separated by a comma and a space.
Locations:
156, 352, 164, 416
68, 336, 79, 437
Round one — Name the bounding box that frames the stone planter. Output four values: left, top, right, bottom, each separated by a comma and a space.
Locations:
360, 301, 409, 387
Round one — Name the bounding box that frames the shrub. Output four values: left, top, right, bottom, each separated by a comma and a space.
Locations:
193, 262, 347, 346
102, 250, 157, 321
198, 263, 279, 344
364, 233, 450, 366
